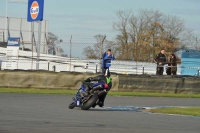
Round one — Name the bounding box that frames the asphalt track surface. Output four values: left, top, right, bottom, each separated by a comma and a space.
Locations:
0, 93, 200, 133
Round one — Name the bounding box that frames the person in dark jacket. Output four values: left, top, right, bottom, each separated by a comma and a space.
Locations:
154, 49, 167, 75
102, 49, 115, 76
166, 54, 177, 75
169, 54, 177, 75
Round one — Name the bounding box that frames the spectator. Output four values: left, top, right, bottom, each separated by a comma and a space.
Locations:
166, 62, 171, 75
169, 54, 177, 75
166, 54, 177, 75
154, 49, 166, 75
102, 49, 115, 76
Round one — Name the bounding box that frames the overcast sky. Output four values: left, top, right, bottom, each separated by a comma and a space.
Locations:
0, 0, 199, 56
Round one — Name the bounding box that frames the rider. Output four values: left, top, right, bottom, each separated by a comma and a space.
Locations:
79, 75, 112, 107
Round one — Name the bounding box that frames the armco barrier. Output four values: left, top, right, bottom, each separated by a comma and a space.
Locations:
118, 74, 200, 93
0, 70, 200, 93
0, 70, 119, 91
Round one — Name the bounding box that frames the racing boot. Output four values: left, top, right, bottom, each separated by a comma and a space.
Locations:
97, 92, 107, 107
97, 101, 104, 107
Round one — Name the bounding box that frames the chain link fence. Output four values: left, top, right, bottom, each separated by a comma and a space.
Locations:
1, 38, 199, 76
0, 16, 199, 76
0, 16, 49, 53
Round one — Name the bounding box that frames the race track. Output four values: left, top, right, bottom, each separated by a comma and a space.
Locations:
0, 93, 200, 133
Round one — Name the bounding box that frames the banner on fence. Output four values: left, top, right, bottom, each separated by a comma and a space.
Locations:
6, 37, 20, 69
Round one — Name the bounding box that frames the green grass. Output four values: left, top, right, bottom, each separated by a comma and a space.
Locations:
148, 107, 200, 116
108, 92, 200, 98
0, 88, 200, 98
0, 88, 76, 95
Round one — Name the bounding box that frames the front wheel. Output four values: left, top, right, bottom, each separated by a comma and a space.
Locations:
81, 93, 98, 110
68, 102, 76, 109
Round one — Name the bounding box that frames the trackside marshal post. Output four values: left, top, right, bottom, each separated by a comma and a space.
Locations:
27, 0, 44, 70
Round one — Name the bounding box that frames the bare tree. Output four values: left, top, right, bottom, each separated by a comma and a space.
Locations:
83, 46, 98, 59
113, 9, 191, 61
47, 32, 64, 55
83, 9, 194, 60
83, 34, 108, 59
181, 33, 200, 50
113, 10, 131, 60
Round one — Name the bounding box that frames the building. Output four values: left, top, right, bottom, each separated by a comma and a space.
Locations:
181, 50, 200, 76
0, 16, 49, 54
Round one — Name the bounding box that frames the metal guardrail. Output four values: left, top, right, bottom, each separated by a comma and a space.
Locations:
0, 47, 199, 76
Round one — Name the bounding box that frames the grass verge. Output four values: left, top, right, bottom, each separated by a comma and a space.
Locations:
0, 88, 200, 98
0, 88, 76, 95
148, 107, 200, 116
108, 92, 200, 98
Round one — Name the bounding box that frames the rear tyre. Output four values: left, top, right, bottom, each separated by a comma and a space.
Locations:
81, 93, 98, 110
92, 103, 97, 108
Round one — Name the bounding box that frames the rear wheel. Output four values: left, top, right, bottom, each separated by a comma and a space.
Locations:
81, 93, 98, 110
92, 102, 97, 108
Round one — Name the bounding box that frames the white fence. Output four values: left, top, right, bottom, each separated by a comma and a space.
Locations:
0, 46, 182, 75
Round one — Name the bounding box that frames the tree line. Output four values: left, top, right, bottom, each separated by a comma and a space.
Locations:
83, 9, 200, 61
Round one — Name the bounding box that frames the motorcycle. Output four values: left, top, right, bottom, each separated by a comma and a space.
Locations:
68, 82, 109, 110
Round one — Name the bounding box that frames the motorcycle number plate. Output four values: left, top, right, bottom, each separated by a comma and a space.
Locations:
77, 101, 80, 106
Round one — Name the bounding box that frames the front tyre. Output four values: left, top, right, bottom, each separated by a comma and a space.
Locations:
81, 93, 98, 110
68, 102, 76, 109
